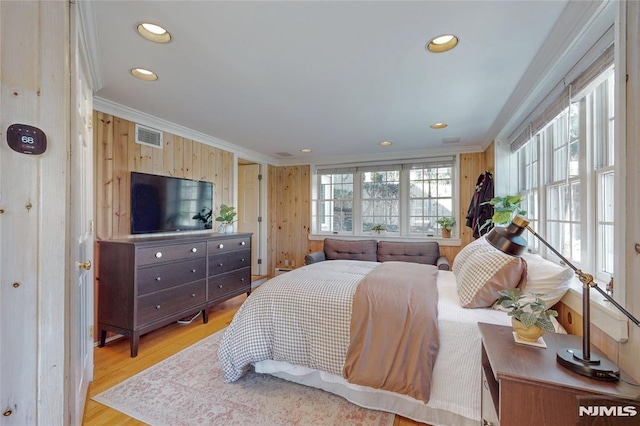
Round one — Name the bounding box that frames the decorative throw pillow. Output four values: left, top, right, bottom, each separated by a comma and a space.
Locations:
453, 237, 527, 308
518, 252, 573, 307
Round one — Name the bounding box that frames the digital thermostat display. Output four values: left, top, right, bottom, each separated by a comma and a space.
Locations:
7, 124, 47, 155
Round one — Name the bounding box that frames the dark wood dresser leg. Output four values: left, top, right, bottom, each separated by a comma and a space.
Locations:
130, 332, 140, 358
202, 309, 208, 324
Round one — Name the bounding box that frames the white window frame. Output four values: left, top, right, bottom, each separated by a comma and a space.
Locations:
311, 157, 458, 240
514, 66, 615, 285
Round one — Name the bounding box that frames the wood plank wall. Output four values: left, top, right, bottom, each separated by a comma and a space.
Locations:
94, 112, 234, 240
554, 302, 619, 363
267, 146, 495, 273
93, 112, 235, 340
267, 165, 313, 275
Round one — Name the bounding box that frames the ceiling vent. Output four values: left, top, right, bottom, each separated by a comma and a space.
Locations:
135, 124, 163, 149
442, 137, 461, 144
275, 152, 294, 157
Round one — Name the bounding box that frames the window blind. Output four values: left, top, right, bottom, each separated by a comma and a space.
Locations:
315, 156, 455, 174
510, 34, 614, 152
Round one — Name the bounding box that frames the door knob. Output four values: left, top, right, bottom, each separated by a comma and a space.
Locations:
78, 260, 92, 270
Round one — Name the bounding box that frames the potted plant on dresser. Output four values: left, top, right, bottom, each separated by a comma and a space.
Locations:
496, 288, 558, 342
216, 204, 237, 233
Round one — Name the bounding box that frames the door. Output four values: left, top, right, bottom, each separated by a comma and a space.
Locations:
238, 163, 261, 273
69, 3, 95, 424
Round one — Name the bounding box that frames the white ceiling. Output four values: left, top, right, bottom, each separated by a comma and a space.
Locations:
86, 1, 611, 164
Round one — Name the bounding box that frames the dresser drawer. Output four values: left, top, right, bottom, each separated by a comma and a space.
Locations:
137, 280, 206, 325
137, 258, 206, 295
137, 242, 207, 266
208, 249, 251, 275
207, 236, 250, 254
208, 268, 251, 300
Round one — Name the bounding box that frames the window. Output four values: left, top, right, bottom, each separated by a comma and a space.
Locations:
514, 66, 614, 282
313, 159, 455, 238
517, 134, 539, 250
318, 173, 354, 233
361, 168, 400, 233
408, 164, 453, 235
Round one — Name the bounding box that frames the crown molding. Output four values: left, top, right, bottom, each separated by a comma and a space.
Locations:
94, 97, 481, 168
275, 144, 483, 167
77, 0, 105, 91
490, 0, 615, 144
93, 97, 278, 165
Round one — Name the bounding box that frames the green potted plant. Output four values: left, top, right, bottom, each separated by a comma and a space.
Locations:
480, 193, 527, 232
192, 207, 213, 229
496, 288, 558, 342
215, 204, 237, 233
371, 224, 386, 235
437, 216, 456, 238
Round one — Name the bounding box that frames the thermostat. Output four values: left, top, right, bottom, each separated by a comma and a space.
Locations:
7, 124, 47, 155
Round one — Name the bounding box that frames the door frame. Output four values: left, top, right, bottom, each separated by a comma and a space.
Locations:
69, 1, 95, 423
236, 158, 267, 276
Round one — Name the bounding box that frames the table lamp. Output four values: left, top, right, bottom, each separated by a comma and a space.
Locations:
486, 215, 640, 381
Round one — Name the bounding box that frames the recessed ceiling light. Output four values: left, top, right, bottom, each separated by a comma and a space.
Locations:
300, 148, 312, 153
426, 34, 458, 53
379, 141, 393, 147
137, 22, 172, 43
430, 122, 448, 129
131, 68, 158, 81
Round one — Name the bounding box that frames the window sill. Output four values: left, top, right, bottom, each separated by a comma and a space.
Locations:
560, 277, 629, 342
307, 233, 462, 247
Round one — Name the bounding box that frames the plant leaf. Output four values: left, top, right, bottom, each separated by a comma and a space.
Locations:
492, 211, 511, 225
518, 312, 537, 328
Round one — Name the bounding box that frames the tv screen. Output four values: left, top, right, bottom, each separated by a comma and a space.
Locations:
131, 172, 214, 234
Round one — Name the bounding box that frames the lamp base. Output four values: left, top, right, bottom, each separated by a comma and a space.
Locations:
557, 348, 620, 381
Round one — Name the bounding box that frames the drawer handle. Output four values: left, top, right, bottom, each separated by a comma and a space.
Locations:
191, 293, 196, 297
218, 284, 223, 289
191, 247, 197, 253
240, 241, 246, 246
218, 244, 224, 249
155, 251, 163, 259
155, 277, 161, 281
240, 278, 245, 282
191, 269, 197, 273
241, 258, 245, 262
218, 263, 224, 267
155, 305, 161, 310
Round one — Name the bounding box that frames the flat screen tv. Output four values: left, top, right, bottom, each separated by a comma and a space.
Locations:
130, 172, 214, 234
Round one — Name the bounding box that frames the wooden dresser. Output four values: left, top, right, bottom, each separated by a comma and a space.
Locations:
479, 322, 639, 425
97, 233, 251, 357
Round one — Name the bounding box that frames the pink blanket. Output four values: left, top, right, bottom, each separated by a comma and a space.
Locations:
343, 261, 440, 402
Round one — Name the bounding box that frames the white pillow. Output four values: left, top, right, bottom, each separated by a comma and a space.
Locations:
518, 252, 573, 307
453, 237, 528, 308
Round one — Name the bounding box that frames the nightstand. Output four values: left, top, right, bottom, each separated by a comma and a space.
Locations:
478, 322, 639, 425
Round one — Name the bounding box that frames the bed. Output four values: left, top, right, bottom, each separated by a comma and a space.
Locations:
218, 242, 571, 425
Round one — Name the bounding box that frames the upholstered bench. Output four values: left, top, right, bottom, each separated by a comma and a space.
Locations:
305, 238, 450, 270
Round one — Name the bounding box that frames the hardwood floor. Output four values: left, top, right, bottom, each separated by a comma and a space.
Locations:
83, 293, 425, 425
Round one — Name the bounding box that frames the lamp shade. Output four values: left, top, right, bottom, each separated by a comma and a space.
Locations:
485, 215, 529, 256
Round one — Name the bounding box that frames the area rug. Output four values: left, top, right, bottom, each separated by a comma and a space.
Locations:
93, 329, 394, 426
